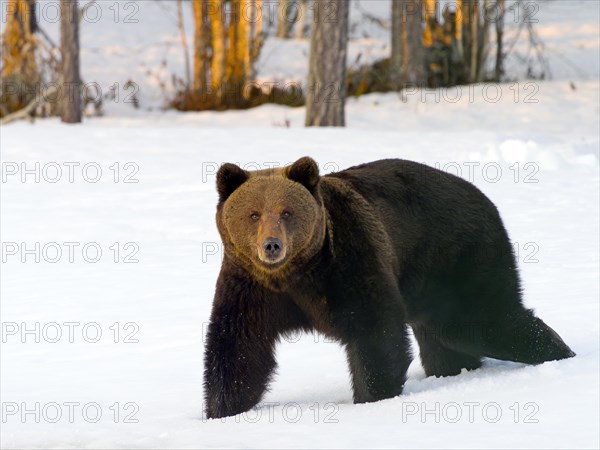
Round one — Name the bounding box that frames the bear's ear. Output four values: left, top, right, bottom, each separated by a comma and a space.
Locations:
216, 163, 248, 202
286, 157, 320, 192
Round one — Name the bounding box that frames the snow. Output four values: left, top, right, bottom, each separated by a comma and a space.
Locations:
1, 78, 599, 447
1, 0, 599, 448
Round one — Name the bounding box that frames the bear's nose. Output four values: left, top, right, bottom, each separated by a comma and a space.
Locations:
263, 237, 283, 258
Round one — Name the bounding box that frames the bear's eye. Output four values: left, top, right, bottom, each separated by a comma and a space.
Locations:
250, 213, 260, 221
281, 211, 292, 220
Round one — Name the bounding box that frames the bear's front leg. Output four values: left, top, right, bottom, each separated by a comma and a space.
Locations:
345, 318, 411, 404
203, 265, 306, 419
204, 277, 276, 419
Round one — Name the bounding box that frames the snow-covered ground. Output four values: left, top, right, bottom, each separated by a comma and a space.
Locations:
1, 0, 599, 448
1, 79, 599, 448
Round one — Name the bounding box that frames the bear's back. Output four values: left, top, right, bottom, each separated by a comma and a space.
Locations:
324, 158, 502, 231
322, 159, 515, 304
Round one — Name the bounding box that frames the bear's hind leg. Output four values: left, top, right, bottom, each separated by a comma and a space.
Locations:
479, 308, 575, 364
412, 325, 481, 377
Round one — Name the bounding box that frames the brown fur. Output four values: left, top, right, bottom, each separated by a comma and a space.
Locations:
204, 156, 575, 419
217, 161, 327, 291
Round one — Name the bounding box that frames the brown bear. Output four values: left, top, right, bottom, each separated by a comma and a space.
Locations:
204, 157, 574, 419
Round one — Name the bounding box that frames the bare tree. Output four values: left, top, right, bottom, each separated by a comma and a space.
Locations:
468, 1, 479, 82
192, 0, 210, 92
188, 0, 264, 108
477, 0, 492, 81
225, 0, 251, 89
1, 0, 40, 117
390, 0, 425, 90
239, 0, 252, 83
177, 0, 191, 88
495, 0, 505, 81
250, 0, 264, 77
390, 1, 403, 89
1, 0, 38, 80
295, 0, 308, 39
423, 0, 437, 47
277, 0, 291, 38
60, 0, 81, 123
454, 0, 464, 64
305, 0, 349, 127
210, 0, 226, 102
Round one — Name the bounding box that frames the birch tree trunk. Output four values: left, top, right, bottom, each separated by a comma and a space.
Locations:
239, 0, 252, 85
60, 0, 81, 123
210, 0, 226, 101
277, 0, 290, 38
226, 0, 239, 84
192, 0, 210, 92
251, 0, 263, 70
305, 0, 349, 126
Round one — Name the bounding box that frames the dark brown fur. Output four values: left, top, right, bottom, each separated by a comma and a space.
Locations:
204, 157, 575, 419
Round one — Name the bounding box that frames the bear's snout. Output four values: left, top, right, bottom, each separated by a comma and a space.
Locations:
262, 237, 284, 261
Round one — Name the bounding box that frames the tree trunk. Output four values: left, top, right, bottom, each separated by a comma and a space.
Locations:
295, 0, 308, 39
390, 0, 403, 89
469, 1, 479, 83
1, 0, 38, 77
495, 0, 505, 81
192, 0, 204, 90
461, 0, 471, 77
60, 0, 81, 123
423, 0, 437, 47
390, 0, 425, 90
210, 0, 226, 101
305, 0, 349, 127
251, 0, 263, 69
226, 0, 238, 84
239, 0, 252, 85
277, 0, 290, 38
192, 0, 210, 92
455, 0, 464, 63
226, 0, 248, 89
478, 0, 492, 81
177, 0, 191, 88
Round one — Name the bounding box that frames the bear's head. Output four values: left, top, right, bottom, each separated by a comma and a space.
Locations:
216, 157, 327, 284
